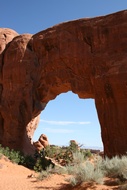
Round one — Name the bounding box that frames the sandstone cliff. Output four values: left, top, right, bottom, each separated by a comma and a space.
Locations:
0, 10, 127, 157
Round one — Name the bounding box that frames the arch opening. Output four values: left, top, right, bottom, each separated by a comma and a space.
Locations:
33, 91, 103, 151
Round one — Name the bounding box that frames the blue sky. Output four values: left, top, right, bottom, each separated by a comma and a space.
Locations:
1, 1, 127, 149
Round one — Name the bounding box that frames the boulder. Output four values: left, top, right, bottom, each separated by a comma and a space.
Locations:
39, 134, 49, 148
33, 141, 44, 152
33, 134, 49, 152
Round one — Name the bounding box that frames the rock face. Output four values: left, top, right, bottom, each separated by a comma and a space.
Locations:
0, 10, 127, 157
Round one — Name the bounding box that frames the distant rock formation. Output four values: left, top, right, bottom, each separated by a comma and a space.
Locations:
0, 10, 127, 157
33, 134, 49, 152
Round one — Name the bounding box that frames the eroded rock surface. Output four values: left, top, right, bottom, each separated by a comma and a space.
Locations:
33, 134, 49, 152
0, 10, 127, 157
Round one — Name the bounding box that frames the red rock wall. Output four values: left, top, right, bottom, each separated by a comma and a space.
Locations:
0, 10, 127, 157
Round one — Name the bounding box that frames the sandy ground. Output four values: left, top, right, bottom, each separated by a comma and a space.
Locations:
0, 156, 121, 190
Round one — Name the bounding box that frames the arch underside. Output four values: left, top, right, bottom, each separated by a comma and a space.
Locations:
0, 10, 127, 157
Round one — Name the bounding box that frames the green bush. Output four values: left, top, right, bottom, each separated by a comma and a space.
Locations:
0, 144, 36, 168
34, 155, 55, 172
0, 153, 2, 159
81, 149, 92, 158
45, 145, 59, 158
0, 145, 25, 164
9, 149, 25, 164
23, 155, 36, 169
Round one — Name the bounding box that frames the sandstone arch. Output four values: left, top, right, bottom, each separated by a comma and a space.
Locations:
0, 10, 127, 157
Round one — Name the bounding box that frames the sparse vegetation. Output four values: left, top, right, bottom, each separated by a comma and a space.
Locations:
37, 165, 67, 180
101, 155, 127, 182
1, 142, 127, 189
45, 141, 92, 166
66, 152, 104, 186
66, 154, 127, 187
0, 141, 92, 172
37, 165, 52, 180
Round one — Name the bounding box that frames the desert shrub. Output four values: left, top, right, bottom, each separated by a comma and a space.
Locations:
0, 144, 53, 171
69, 141, 79, 152
34, 155, 55, 172
66, 152, 104, 185
45, 145, 60, 158
36, 165, 65, 180
0, 146, 10, 158
120, 184, 127, 190
37, 164, 67, 181
37, 165, 52, 180
34, 157, 45, 172
67, 154, 127, 186
67, 161, 104, 186
23, 155, 36, 169
0, 144, 37, 168
8, 149, 25, 164
0, 144, 25, 164
102, 155, 127, 182
52, 165, 67, 175
0, 152, 2, 159
45, 142, 92, 166
81, 149, 92, 158
72, 151, 86, 165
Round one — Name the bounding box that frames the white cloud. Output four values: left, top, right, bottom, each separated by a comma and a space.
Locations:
40, 119, 91, 125
43, 127, 74, 134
